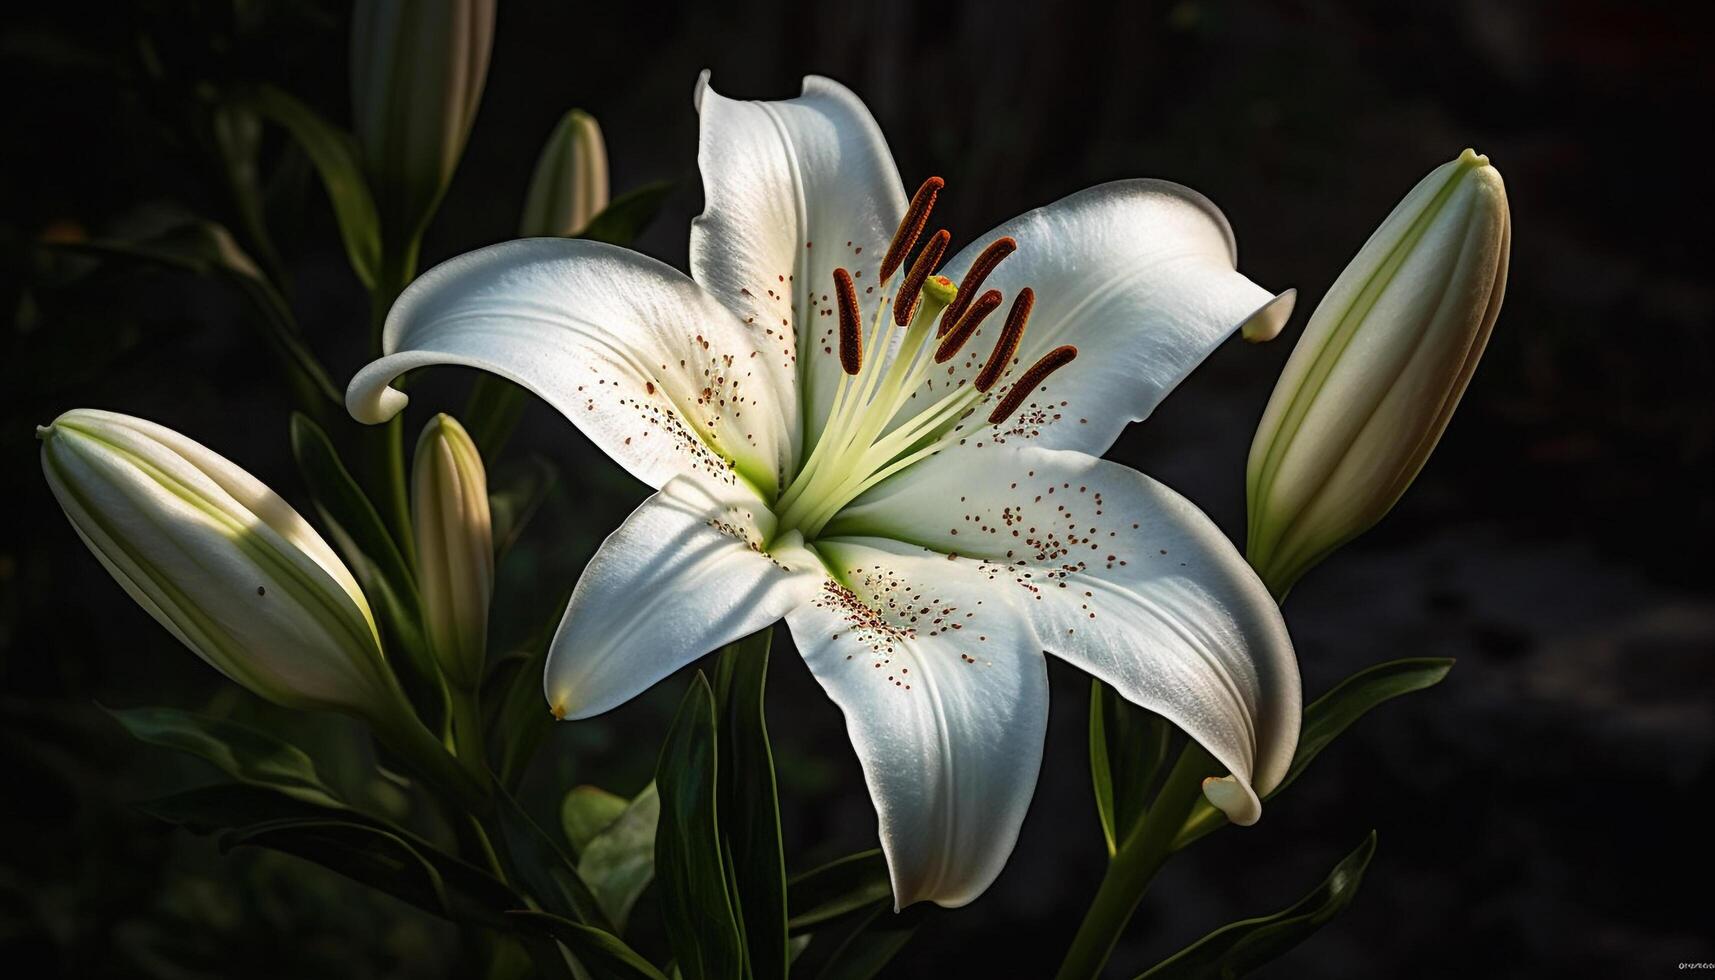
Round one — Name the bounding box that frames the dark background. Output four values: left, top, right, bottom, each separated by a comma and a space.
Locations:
3, 1, 1711, 976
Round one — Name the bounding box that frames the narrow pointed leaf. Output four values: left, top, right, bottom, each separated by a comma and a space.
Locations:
105, 705, 345, 808
490, 455, 559, 562
1283, 658, 1455, 792
1136, 831, 1378, 979
1090, 678, 1173, 856
48, 223, 340, 405
578, 782, 660, 933
249, 84, 381, 288
1175, 658, 1452, 848
494, 786, 612, 931
288, 412, 437, 690
576, 180, 675, 247
489, 589, 571, 791
654, 673, 744, 980
464, 374, 530, 461
140, 784, 519, 928
714, 631, 788, 980
507, 911, 669, 980
797, 902, 926, 980
786, 850, 892, 934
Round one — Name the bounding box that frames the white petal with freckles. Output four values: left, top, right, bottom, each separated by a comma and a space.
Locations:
545, 476, 821, 719
691, 73, 907, 459
348, 239, 796, 498
902, 180, 1293, 461
826, 445, 1300, 824
786, 537, 1047, 908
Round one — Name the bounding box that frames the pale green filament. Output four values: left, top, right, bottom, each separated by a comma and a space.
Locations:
774, 274, 995, 539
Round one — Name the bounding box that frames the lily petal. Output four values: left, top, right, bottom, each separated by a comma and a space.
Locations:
348, 239, 796, 498
786, 537, 1047, 908
545, 476, 819, 719
828, 445, 1300, 824
910, 180, 1293, 459
690, 73, 907, 458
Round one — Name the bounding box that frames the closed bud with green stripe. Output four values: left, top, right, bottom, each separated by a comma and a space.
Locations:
38, 409, 407, 721
520, 109, 608, 238
1246, 149, 1511, 597
411, 413, 492, 689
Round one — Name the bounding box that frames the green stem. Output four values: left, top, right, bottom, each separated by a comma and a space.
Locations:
365, 239, 420, 559
1055, 743, 1216, 980
372, 701, 489, 813
450, 684, 490, 790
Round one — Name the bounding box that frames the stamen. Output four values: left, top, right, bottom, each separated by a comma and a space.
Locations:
934, 289, 1003, 363
974, 288, 1035, 392
894, 229, 951, 326
988, 344, 1078, 425
834, 267, 862, 375
939, 237, 1017, 335
879, 177, 944, 281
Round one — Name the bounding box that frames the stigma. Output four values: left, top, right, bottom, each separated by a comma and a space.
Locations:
772, 177, 1076, 539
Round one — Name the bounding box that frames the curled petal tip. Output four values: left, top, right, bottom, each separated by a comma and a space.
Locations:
550, 700, 568, 721
345, 368, 410, 425
1202, 774, 1262, 826
1241, 288, 1296, 344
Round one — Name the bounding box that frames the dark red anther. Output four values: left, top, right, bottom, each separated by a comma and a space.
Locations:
893, 229, 951, 326
974, 288, 1035, 392
934, 289, 1003, 363
939, 237, 1017, 336
879, 177, 944, 281
988, 345, 1078, 426
834, 268, 863, 375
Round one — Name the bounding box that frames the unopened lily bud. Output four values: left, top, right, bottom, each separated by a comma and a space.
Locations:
350, 0, 495, 241
520, 109, 609, 238
38, 409, 404, 721
411, 414, 492, 688
1246, 149, 1511, 597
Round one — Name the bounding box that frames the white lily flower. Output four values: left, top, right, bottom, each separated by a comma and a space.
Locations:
348, 73, 1301, 908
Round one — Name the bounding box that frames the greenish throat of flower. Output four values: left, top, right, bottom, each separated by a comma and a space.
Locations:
771, 177, 1078, 540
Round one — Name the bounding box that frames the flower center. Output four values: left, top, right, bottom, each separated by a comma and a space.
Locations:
772, 177, 1078, 540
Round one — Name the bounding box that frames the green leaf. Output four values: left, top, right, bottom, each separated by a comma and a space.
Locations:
1174, 659, 1453, 849
1283, 658, 1454, 792
786, 851, 892, 935
796, 903, 926, 980
140, 784, 518, 928
563, 785, 630, 856
47, 222, 340, 405
228, 818, 518, 927
288, 413, 439, 694
464, 374, 531, 462
579, 783, 660, 934
494, 786, 612, 931
1089, 679, 1173, 857
508, 911, 669, 980
249, 84, 382, 289
577, 181, 675, 247
104, 705, 345, 809
489, 589, 571, 791
654, 673, 744, 980
1136, 831, 1378, 979
713, 631, 788, 980
490, 455, 559, 563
